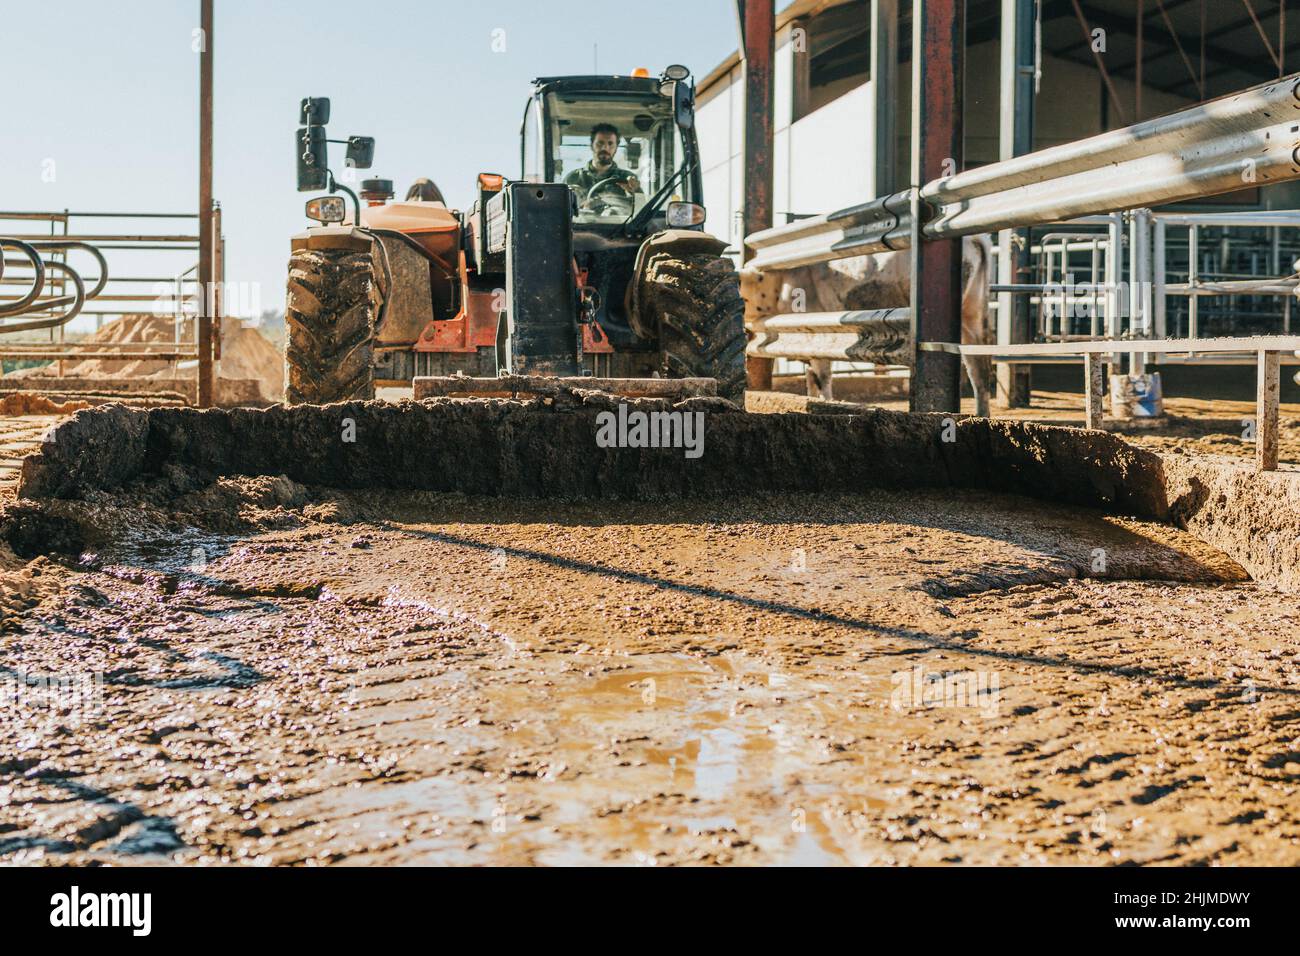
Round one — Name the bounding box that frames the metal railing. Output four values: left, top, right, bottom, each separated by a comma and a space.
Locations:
986, 209, 1300, 367
0, 209, 221, 402
743, 72, 1300, 471
749, 76, 1300, 269
0, 237, 109, 331
1153, 210, 1300, 347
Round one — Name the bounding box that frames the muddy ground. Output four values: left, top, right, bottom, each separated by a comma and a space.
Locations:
4, 392, 1300, 866
3, 470, 1300, 866
885, 389, 1300, 466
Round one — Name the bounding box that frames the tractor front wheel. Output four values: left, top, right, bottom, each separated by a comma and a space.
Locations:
284, 246, 380, 405
642, 252, 747, 406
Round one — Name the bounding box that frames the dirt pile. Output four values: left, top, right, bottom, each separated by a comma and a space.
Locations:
16, 394, 1300, 593
14, 396, 1171, 521
0, 541, 67, 629
4, 314, 283, 403
0, 394, 90, 416
217, 321, 283, 399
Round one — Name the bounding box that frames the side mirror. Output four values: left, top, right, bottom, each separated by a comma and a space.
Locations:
345, 136, 375, 169
296, 126, 328, 192
673, 80, 694, 130
305, 196, 346, 224
300, 96, 330, 126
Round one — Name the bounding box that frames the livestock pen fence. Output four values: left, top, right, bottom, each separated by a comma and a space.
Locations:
742, 70, 1300, 472
992, 211, 1300, 345
0, 208, 224, 404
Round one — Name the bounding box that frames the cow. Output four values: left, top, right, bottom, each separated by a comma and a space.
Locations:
743, 234, 995, 414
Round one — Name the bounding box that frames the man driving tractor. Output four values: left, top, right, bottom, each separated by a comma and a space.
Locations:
564, 123, 642, 212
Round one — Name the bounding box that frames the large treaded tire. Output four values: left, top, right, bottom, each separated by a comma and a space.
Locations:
284, 246, 379, 405
642, 252, 747, 406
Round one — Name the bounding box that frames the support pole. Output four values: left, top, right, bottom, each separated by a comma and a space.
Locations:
909, 0, 964, 413
1257, 349, 1280, 472
1129, 208, 1149, 375
1106, 212, 1124, 375
1085, 352, 1105, 430
1188, 223, 1199, 341
1153, 218, 1166, 338
197, 0, 214, 408
870, 0, 898, 199
213, 202, 223, 362
996, 0, 1035, 408
741, 0, 775, 393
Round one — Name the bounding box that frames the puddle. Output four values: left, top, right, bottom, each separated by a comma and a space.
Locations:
784, 827, 844, 867
694, 727, 744, 800
105, 530, 244, 577
465, 648, 858, 862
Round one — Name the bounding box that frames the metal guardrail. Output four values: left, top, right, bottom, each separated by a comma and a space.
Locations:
748, 75, 1300, 271
743, 72, 1300, 471
746, 190, 913, 271
921, 77, 1300, 239
748, 308, 912, 363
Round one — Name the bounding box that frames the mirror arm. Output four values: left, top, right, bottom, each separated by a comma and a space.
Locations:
328, 171, 363, 228
620, 160, 696, 237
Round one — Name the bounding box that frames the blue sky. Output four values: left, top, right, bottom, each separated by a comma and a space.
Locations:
1, 0, 741, 324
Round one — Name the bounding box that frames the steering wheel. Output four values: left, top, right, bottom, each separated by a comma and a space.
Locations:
584, 177, 632, 211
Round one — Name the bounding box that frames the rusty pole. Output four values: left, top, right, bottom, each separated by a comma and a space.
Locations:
740, 0, 775, 393
197, 0, 214, 408
213, 202, 223, 361
909, 0, 964, 413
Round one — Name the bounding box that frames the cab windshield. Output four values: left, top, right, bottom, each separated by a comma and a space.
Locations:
544, 92, 688, 225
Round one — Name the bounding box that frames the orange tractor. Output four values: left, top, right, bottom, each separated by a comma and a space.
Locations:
285, 67, 746, 405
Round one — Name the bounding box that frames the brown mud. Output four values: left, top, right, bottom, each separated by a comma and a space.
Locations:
0, 394, 91, 417
3, 395, 1300, 865
2, 475, 1299, 866
16, 396, 1172, 517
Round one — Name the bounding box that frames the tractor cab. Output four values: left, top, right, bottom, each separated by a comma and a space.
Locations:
523, 67, 706, 237
508, 67, 710, 353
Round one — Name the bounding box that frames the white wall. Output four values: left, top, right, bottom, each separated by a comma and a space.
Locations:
697, 35, 875, 246
695, 64, 744, 248
787, 81, 874, 216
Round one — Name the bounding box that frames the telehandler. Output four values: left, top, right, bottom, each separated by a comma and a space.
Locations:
286, 66, 746, 406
